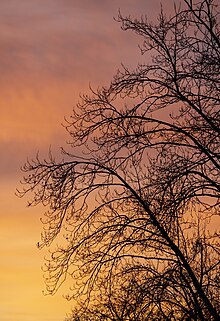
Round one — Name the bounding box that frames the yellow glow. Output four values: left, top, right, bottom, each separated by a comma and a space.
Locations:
0, 183, 72, 320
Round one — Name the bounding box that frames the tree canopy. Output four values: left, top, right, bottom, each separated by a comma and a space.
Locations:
19, 0, 220, 320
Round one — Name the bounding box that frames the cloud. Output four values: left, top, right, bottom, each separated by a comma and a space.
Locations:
0, 0, 169, 181
0, 0, 176, 181
0, 0, 164, 90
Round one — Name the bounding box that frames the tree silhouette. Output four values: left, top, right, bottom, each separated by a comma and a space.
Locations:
19, 0, 220, 320
65, 275, 150, 321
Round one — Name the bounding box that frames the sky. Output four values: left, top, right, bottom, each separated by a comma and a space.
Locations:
0, 1, 172, 320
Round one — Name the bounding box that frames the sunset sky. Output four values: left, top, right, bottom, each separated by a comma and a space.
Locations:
0, 1, 173, 320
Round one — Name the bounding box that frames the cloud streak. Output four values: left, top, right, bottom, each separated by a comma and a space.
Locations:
0, 0, 164, 87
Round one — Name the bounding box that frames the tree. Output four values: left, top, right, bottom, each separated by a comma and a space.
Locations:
65, 268, 213, 321
19, 0, 220, 320
65, 275, 150, 321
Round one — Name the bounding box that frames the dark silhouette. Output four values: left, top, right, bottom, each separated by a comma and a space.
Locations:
19, 0, 220, 320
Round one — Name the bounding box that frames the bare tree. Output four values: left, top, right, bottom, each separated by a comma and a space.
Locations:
65, 266, 217, 321
19, 0, 220, 320
65, 275, 150, 321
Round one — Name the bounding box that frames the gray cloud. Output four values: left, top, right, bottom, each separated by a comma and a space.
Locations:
0, 0, 167, 87
0, 0, 175, 180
